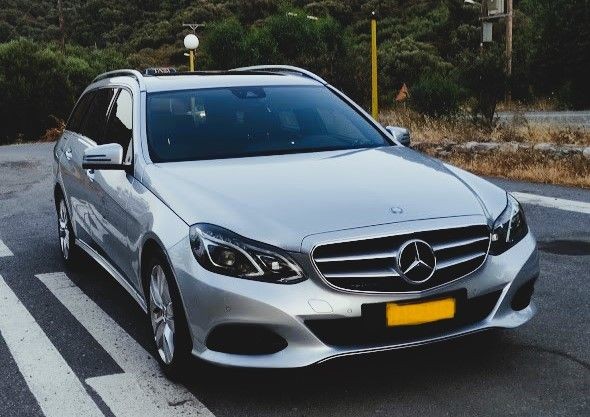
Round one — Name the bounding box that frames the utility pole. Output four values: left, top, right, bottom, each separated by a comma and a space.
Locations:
370, 11, 379, 120
57, 0, 66, 54
505, 0, 513, 103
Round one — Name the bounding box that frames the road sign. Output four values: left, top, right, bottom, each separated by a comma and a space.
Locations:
483, 22, 493, 42
487, 0, 505, 16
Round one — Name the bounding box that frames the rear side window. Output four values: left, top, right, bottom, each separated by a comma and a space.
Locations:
105, 89, 133, 164
79, 88, 115, 144
67, 92, 94, 134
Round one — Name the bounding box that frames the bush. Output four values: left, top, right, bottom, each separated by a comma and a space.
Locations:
379, 37, 452, 104
458, 44, 508, 126
204, 19, 247, 69
0, 39, 73, 143
410, 72, 464, 116
0, 39, 128, 144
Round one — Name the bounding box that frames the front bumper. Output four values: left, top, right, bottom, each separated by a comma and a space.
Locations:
168, 225, 539, 368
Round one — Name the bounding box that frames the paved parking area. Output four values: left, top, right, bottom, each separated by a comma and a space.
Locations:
1, 143, 588, 417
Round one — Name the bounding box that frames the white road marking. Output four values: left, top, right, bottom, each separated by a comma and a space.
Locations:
512, 192, 590, 215
0, 239, 14, 257
36, 272, 214, 417
86, 373, 182, 417
0, 274, 104, 417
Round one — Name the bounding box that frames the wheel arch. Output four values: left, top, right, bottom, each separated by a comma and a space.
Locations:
139, 235, 194, 355
54, 183, 64, 210
140, 237, 167, 298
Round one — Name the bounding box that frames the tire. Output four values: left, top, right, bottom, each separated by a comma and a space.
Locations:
56, 196, 81, 268
146, 254, 192, 380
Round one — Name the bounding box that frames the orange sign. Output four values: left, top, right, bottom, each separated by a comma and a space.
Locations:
396, 83, 410, 102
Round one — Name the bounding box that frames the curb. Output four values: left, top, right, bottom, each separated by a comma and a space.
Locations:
414, 141, 590, 160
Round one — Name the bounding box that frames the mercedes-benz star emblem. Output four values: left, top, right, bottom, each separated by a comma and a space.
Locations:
396, 239, 437, 284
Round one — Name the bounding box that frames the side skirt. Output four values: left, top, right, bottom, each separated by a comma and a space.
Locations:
75, 239, 148, 313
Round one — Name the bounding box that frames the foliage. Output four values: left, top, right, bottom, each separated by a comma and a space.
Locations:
379, 37, 451, 102
0, 38, 127, 143
0, 0, 588, 142
410, 72, 464, 117
458, 44, 508, 126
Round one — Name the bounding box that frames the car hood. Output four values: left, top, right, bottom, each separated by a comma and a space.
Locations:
142, 146, 506, 252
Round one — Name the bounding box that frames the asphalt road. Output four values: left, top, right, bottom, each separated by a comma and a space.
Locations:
497, 110, 590, 127
1, 142, 589, 417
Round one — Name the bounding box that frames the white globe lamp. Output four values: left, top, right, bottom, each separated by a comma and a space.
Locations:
183, 34, 199, 50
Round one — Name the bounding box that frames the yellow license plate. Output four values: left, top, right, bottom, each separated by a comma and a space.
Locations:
386, 298, 456, 327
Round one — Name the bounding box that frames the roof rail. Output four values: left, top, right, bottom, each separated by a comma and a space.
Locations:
92, 69, 146, 91
230, 65, 328, 85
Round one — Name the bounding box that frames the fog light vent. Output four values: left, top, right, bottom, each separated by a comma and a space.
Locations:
511, 279, 536, 311
206, 324, 287, 355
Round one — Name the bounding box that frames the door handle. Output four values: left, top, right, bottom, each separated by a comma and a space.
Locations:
65, 149, 72, 160
86, 169, 95, 182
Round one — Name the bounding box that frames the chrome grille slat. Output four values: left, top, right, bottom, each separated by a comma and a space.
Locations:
315, 251, 395, 263
312, 224, 491, 293
436, 252, 486, 270
432, 236, 489, 252
324, 269, 400, 279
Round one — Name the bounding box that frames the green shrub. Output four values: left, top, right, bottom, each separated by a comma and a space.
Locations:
458, 44, 508, 126
410, 72, 464, 117
0, 39, 128, 144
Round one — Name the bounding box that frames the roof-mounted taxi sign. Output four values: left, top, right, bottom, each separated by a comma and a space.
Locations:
144, 67, 177, 76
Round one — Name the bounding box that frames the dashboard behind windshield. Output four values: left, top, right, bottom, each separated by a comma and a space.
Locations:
146, 85, 390, 162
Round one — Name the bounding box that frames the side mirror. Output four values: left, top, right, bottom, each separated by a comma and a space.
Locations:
385, 126, 411, 147
82, 143, 124, 170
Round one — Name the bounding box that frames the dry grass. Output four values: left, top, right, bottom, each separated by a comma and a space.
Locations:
40, 117, 65, 142
439, 151, 590, 189
380, 108, 590, 188
380, 108, 590, 146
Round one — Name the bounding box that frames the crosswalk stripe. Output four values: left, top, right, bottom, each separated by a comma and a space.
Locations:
512, 192, 590, 215
0, 274, 104, 417
86, 373, 184, 417
36, 272, 214, 417
0, 239, 14, 257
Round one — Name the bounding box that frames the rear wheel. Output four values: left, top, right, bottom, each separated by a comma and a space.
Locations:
57, 197, 81, 267
146, 255, 192, 379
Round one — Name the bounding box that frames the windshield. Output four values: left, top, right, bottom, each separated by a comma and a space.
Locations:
146, 85, 390, 162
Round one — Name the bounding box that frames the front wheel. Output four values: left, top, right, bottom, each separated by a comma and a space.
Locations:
147, 255, 192, 379
57, 196, 81, 267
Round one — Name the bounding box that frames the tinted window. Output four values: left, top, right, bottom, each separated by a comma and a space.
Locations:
67, 92, 94, 133
146, 86, 389, 162
105, 89, 133, 164
79, 88, 115, 144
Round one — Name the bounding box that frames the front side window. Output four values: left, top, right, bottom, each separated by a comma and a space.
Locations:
67, 92, 94, 134
79, 88, 115, 144
146, 85, 390, 162
105, 89, 133, 164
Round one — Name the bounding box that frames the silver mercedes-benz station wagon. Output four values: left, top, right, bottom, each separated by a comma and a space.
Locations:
53, 65, 539, 375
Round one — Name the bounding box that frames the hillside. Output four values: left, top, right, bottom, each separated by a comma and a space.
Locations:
0, 0, 589, 142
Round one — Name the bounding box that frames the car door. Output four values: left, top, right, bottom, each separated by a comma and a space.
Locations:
88, 88, 137, 283
72, 88, 117, 248
59, 91, 96, 243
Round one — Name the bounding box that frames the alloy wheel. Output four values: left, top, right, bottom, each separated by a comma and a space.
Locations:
58, 199, 70, 260
149, 264, 176, 365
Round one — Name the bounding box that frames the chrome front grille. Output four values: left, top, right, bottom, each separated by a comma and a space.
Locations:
312, 225, 491, 292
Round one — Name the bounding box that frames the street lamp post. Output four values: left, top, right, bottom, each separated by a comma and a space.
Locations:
183, 34, 199, 72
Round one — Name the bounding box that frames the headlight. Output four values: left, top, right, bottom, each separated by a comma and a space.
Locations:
189, 224, 306, 284
490, 194, 528, 255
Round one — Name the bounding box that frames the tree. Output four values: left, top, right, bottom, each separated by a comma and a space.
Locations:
411, 71, 464, 117
459, 44, 508, 126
